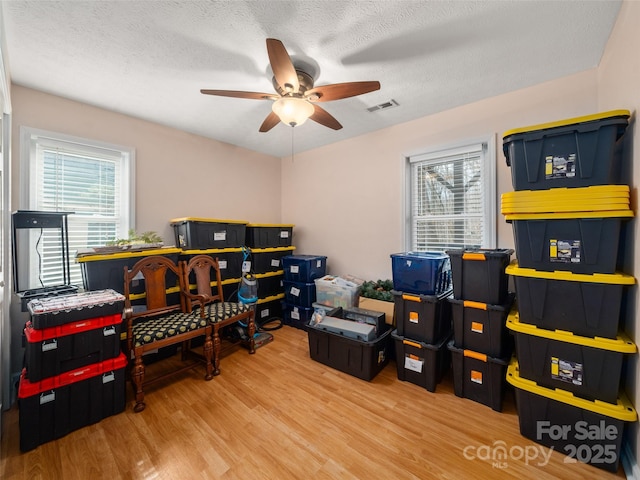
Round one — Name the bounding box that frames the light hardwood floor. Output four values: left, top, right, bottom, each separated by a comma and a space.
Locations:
1, 325, 628, 479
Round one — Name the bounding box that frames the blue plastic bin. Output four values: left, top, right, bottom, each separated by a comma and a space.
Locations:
390, 251, 451, 295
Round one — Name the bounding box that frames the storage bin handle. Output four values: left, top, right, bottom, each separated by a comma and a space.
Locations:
462, 252, 486, 261
463, 300, 488, 310
403, 339, 423, 349
463, 349, 487, 362
401, 294, 422, 303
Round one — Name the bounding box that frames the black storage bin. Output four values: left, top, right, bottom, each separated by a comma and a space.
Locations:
256, 271, 284, 299
507, 311, 635, 404
251, 246, 296, 274
392, 331, 451, 393
254, 295, 284, 327
170, 217, 248, 249
180, 248, 243, 281
245, 224, 294, 248
18, 353, 127, 452
507, 212, 631, 274
446, 249, 513, 304
450, 294, 514, 358
503, 110, 630, 191
27, 289, 125, 329
448, 341, 509, 412
77, 248, 181, 295
393, 289, 452, 345
506, 263, 634, 339
307, 325, 392, 381
507, 360, 636, 474
23, 314, 122, 382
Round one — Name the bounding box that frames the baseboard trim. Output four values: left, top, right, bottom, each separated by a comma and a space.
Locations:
622, 441, 639, 480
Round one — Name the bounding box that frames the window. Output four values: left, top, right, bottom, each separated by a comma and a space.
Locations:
407, 139, 496, 252
20, 128, 134, 288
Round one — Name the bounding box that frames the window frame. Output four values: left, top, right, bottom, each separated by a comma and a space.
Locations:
19, 126, 136, 288
404, 135, 497, 252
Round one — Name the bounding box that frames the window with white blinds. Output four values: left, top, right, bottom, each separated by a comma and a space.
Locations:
21, 128, 134, 288
408, 141, 495, 252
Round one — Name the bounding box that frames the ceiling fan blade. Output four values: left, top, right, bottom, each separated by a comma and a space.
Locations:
200, 89, 277, 100
306, 81, 380, 102
266, 38, 299, 93
259, 111, 281, 132
310, 104, 342, 130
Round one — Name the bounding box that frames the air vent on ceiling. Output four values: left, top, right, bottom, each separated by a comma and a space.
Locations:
367, 99, 399, 113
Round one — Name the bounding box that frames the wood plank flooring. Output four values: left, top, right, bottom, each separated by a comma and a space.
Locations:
1, 325, 627, 479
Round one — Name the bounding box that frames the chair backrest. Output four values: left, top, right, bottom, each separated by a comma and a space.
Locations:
181, 255, 225, 312
123, 255, 184, 317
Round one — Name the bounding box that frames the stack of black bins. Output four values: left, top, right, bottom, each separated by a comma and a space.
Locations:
389, 252, 453, 393
171, 217, 249, 302
501, 110, 638, 473
18, 289, 126, 452
445, 249, 514, 411
281, 254, 327, 329
245, 224, 295, 325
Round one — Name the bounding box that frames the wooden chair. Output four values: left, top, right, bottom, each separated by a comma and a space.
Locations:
123, 255, 213, 413
180, 254, 255, 376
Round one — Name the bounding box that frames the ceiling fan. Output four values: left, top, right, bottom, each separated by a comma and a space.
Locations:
201, 38, 381, 132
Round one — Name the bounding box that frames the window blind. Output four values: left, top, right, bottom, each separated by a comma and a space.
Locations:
26, 133, 131, 288
409, 143, 485, 252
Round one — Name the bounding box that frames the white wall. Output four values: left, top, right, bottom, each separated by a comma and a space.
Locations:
10, 85, 283, 244
281, 70, 598, 280
597, 0, 640, 475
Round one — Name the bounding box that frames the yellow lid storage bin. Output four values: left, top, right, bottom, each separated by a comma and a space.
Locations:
245, 223, 294, 248
505, 210, 632, 274
507, 308, 636, 404
170, 217, 248, 249
179, 248, 243, 281
506, 262, 635, 339
249, 246, 296, 274
506, 359, 637, 473
503, 109, 630, 191
76, 247, 182, 295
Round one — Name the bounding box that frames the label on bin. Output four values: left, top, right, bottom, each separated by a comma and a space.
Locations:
551, 357, 583, 386
261, 308, 270, 318
545, 154, 576, 179
550, 239, 581, 263
409, 312, 419, 324
471, 322, 484, 334
290, 265, 300, 274
40, 391, 55, 405
214, 231, 226, 241
290, 286, 300, 297
404, 354, 423, 373
218, 260, 227, 270
271, 259, 280, 267
291, 308, 300, 320
280, 230, 289, 238
471, 370, 483, 385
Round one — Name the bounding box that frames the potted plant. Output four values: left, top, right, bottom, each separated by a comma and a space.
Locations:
359, 279, 395, 326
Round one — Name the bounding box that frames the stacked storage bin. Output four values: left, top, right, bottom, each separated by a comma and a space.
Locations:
389, 252, 453, 393
172, 217, 249, 302
445, 249, 514, 411
18, 289, 127, 451
282, 254, 327, 329
502, 110, 638, 473
245, 224, 295, 326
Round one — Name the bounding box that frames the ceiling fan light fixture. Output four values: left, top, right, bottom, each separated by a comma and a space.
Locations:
272, 97, 314, 127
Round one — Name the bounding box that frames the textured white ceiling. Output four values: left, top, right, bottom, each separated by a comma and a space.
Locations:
1, 0, 622, 158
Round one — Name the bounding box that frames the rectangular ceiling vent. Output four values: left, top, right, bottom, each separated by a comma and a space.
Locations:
367, 99, 399, 113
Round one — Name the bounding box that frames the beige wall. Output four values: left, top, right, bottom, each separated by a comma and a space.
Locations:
597, 0, 640, 474
281, 70, 598, 280
10, 85, 283, 245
